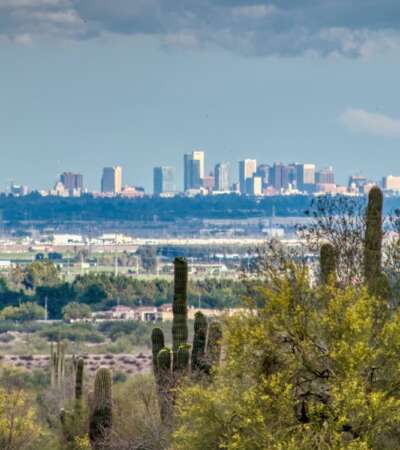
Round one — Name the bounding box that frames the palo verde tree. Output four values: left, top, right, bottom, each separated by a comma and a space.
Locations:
173, 260, 400, 450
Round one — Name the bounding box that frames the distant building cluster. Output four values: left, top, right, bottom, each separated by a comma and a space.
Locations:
8, 149, 400, 198
153, 151, 385, 197
91, 304, 245, 323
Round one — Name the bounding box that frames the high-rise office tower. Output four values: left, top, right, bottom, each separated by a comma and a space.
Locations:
239, 159, 257, 194
316, 166, 335, 184
214, 163, 230, 192
192, 150, 205, 179
270, 162, 283, 190
256, 164, 270, 190
153, 166, 175, 195
184, 151, 205, 190
101, 166, 122, 194
383, 175, 400, 191
296, 163, 316, 192
246, 176, 262, 196
269, 163, 296, 191
60, 172, 84, 193
348, 175, 367, 193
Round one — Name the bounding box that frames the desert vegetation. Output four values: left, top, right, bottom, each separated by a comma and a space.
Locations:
2, 189, 400, 448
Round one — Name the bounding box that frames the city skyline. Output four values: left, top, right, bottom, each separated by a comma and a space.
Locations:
7, 151, 400, 197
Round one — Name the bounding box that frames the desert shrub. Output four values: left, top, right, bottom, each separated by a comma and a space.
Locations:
40, 323, 104, 343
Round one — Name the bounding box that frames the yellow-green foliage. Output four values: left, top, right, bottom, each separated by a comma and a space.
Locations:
0, 388, 42, 450
72, 435, 91, 450
173, 271, 400, 450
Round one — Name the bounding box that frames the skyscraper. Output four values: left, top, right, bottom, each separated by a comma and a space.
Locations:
296, 164, 316, 193
270, 162, 283, 190
246, 176, 262, 196
348, 175, 367, 193
316, 167, 335, 184
60, 172, 84, 193
214, 162, 230, 192
101, 166, 122, 194
256, 164, 270, 190
153, 166, 175, 195
184, 151, 205, 191
192, 150, 205, 179
239, 159, 257, 194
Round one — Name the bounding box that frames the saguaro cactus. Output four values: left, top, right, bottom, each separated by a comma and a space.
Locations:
50, 340, 66, 389
364, 187, 385, 295
191, 311, 208, 372
75, 358, 84, 401
207, 322, 223, 369
320, 243, 336, 285
156, 348, 172, 422
89, 368, 113, 447
151, 328, 165, 376
172, 257, 188, 369
176, 344, 190, 373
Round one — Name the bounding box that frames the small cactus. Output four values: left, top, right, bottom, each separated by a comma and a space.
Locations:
320, 243, 336, 285
151, 328, 165, 376
176, 344, 190, 374
157, 348, 172, 377
191, 312, 208, 372
156, 348, 172, 422
89, 368, 112, 447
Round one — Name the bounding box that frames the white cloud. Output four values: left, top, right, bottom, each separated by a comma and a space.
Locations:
0, 0, 64, 7
1, 0, 400, 57
340, 108, 400, 138
163, 32, 200, 50
13, 33, 32, 44
231, 5, 278, 19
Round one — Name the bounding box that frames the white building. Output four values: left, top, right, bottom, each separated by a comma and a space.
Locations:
383, 175, 400, 192
239, 159, 257, 194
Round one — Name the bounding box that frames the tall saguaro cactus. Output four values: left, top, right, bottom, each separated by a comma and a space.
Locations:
50, 340, 66, 389
151, 328, 165, 376
320, 243, 336, 285
89, 368, 113, 448
191, 311, 208, 372
75, 358, 84, 401
172, 257, 189, 369
364, 187, 385, 296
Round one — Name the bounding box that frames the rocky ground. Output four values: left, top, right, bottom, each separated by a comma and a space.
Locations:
0, 352, 153, 375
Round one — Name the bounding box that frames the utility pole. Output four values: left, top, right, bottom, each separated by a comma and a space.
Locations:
156, 256, 160, 277
67, 252, 70, 282
44, 296, 48, 321
114, 246, 118, 277
80, 253, 84, 277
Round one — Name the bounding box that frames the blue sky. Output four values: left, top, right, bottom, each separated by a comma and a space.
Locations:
1, 1, 400, 192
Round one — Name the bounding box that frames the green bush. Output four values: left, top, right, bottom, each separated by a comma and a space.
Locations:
40, 323, 104, 343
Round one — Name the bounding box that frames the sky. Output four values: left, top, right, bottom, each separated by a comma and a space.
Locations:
1, 0, 400, 192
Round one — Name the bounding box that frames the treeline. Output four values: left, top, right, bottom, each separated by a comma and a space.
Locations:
0, 193, 314, 222
0, 262, 251, 319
